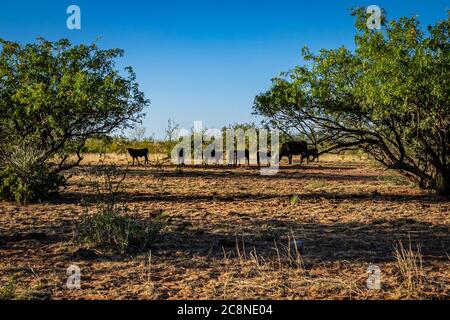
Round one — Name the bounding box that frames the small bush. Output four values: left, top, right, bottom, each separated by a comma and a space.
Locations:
0, 144, 65, 203
290, 195, 299, 205
0, 165, 65, 203
76, 162, 166, 253
0, 278, 17, 300
76, 204, 165, 253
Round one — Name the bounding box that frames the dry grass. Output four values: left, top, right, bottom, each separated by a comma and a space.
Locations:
0, 153, 449, 299
394, 241, 426, 298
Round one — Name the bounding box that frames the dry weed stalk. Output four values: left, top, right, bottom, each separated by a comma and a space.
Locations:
144, 250, 158, 298
224, 234, 305, 274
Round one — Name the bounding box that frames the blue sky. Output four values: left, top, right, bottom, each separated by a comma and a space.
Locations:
0, 0, 448, 139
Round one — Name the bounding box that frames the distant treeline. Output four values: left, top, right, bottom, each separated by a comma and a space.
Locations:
83, 136, 168, 155
83, 133, 367, 159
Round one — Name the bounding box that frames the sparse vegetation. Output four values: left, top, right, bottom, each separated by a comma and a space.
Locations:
0, 154, 448, 299
394, 241, 426, 298
290, 195, 299, 205
0, 278, 17, 300
380, 175, 413, 187
76, 204, 165, 253
306, 179, 328, 191
75, 162, 166, 253
258, 224, 281, 241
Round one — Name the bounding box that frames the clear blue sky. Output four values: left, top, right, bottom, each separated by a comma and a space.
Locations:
0, 1, 448, 139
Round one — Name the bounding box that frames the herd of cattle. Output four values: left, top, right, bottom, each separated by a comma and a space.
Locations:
127, 141, 319, 166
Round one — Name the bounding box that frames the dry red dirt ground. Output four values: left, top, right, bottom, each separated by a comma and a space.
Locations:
0, 154, 449, 299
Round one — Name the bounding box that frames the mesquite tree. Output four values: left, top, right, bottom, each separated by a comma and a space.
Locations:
254, 9, 449, 195
0, 38, 149, 202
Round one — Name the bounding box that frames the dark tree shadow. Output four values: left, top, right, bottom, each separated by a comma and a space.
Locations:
57, 189, 447, 206
1, 212, 448, 266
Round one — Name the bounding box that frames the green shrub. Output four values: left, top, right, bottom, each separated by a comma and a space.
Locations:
0, 143, 65, 203
76, 204, 165, 253
290, 195, 299, 205
0, 165, 65, 203
76, 162, 166, 253
0, 278, 17, 300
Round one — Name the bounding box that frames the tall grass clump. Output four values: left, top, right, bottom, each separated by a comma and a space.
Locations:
76, 204, 165, 254
394, 241, 426, 298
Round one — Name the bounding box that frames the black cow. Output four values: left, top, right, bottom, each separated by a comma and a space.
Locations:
127, 148, 149, 165
279, 141, 308, 165
305, 148, 319, 163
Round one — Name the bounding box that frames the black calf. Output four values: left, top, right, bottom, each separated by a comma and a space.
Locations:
305, 148, 319, 163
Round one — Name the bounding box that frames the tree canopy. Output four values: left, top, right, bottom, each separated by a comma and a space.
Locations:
0, 38, 149, 201
254, 9, 450, 195
0, 38, 149, 168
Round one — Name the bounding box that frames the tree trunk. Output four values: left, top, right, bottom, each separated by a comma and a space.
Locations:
435, 170, 450, 197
